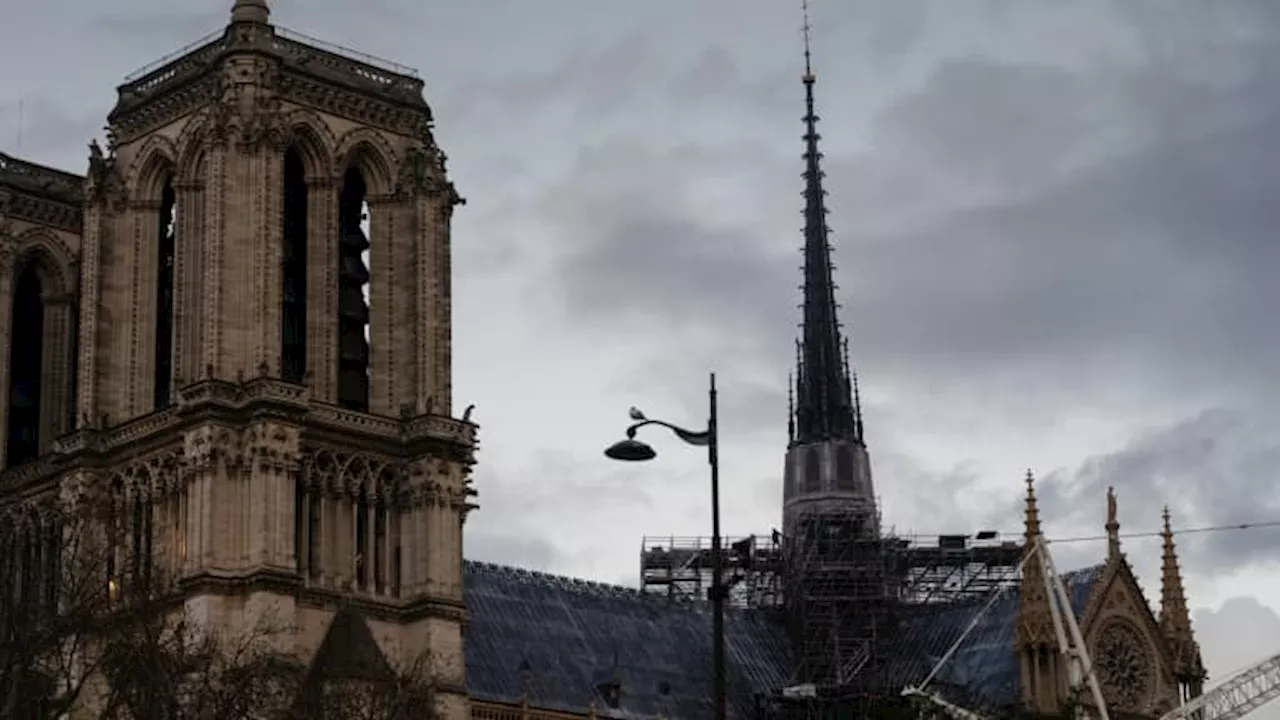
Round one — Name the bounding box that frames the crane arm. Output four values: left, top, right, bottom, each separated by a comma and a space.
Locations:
901, 686, 990, 720
1160, 653, 1280, 720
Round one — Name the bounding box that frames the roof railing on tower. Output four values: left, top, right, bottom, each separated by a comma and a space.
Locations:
273, 26, 419, 78
122, 30, 225, 83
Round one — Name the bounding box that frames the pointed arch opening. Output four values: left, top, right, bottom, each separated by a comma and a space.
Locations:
155, 173, 177, 409
337, 166, 370, 412
282, 147, 309, 384
7, 260, 45, 468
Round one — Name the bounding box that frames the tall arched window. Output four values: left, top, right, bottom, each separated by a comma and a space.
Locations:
7, 261, 44, 468
281, 148, 308, 384
337, 167, 370, 412
154, 176, 177, 409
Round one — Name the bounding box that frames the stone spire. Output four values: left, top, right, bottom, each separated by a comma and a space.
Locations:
1015, 470, 1055, 651
1160, 507, 1207, 690
230, 0, 270, 24
1016, 470, 1065, 713
790, 0, 861, 448
1023, 468, 1042, 540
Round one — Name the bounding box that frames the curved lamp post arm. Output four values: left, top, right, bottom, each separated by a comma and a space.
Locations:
624, 418, 710, 447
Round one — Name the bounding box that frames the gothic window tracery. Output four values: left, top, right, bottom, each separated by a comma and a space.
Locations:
1095, 616, 1155, 710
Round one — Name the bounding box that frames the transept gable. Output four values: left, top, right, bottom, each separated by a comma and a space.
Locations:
1078, 539, 1180, 715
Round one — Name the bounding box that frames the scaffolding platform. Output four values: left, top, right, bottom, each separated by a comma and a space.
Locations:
639, 528, 1021, 610
640, 519, 1025, 718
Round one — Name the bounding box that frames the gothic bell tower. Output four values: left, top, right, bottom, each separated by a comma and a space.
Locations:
63, 0, 476, 715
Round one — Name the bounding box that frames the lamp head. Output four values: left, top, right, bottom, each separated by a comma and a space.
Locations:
604, 438, 657, 462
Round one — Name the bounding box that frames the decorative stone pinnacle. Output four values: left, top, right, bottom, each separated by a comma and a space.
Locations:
1022, 469, 1042, 540
1106, 485, 1122, 560
230, 0, 270, 24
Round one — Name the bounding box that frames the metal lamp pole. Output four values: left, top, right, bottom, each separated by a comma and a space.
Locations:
604, 372, 726, 720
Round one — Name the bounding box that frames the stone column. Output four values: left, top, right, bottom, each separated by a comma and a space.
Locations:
200, 141, 229, 381
77, 200, 104, 424
127, 199, 162, 416
411, 192, 435, 415
256, 147, 284, 377
431, 200, 458, 414
173, 180, 205, 388
366, 194, 398, 416
39, 291, 75, 447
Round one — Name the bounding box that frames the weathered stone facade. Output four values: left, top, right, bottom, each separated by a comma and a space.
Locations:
0, 0, 476, 717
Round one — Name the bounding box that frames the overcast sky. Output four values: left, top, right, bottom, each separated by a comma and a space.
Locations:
4, 0, 1280, 701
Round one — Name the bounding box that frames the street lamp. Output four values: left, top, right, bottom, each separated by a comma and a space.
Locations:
603, 372, 726, 720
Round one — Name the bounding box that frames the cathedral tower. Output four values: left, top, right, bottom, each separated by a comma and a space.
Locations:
781, 3, 874, 541
3, 1, 476, 716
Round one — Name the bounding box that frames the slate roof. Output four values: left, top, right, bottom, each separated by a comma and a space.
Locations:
462, 560, 1106, 719
889, 563, 1106, 713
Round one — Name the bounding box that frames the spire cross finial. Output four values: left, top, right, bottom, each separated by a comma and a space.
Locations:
801, 0, 815, 79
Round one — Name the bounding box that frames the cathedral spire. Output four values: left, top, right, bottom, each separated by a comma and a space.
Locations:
1160, 507, 1206, 691
791, 0, 861, 447
1159, 507, 1190, 633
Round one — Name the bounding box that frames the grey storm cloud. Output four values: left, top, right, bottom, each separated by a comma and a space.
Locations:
547, 33, 1280, 395
519, 0, 1280, 581
1036, 409, 1280, 568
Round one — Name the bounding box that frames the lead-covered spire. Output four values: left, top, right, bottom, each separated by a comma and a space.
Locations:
791, 0, 861, 447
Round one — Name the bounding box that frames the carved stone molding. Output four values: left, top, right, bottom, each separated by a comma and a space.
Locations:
300, 447, 400, 500
276, 70, 425, 138
106, 448, 185, 499
184, 423, 244, 473
242, 421, 301, 472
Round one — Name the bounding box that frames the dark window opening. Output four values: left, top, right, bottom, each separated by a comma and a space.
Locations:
154, 178, 176, 409
834, 444, 856, 490
307, 492, 321, 579
393, 545, 402, 597
7, 262, 44, 468
337, 167, 370, 411
295, 478, 306, 576
129, 493, 153, 593
374, 502, 386, 593
282, 148, 308, 384
355, 487, 370, 588
803, 447, 821, 493
43, 520, 59, 608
